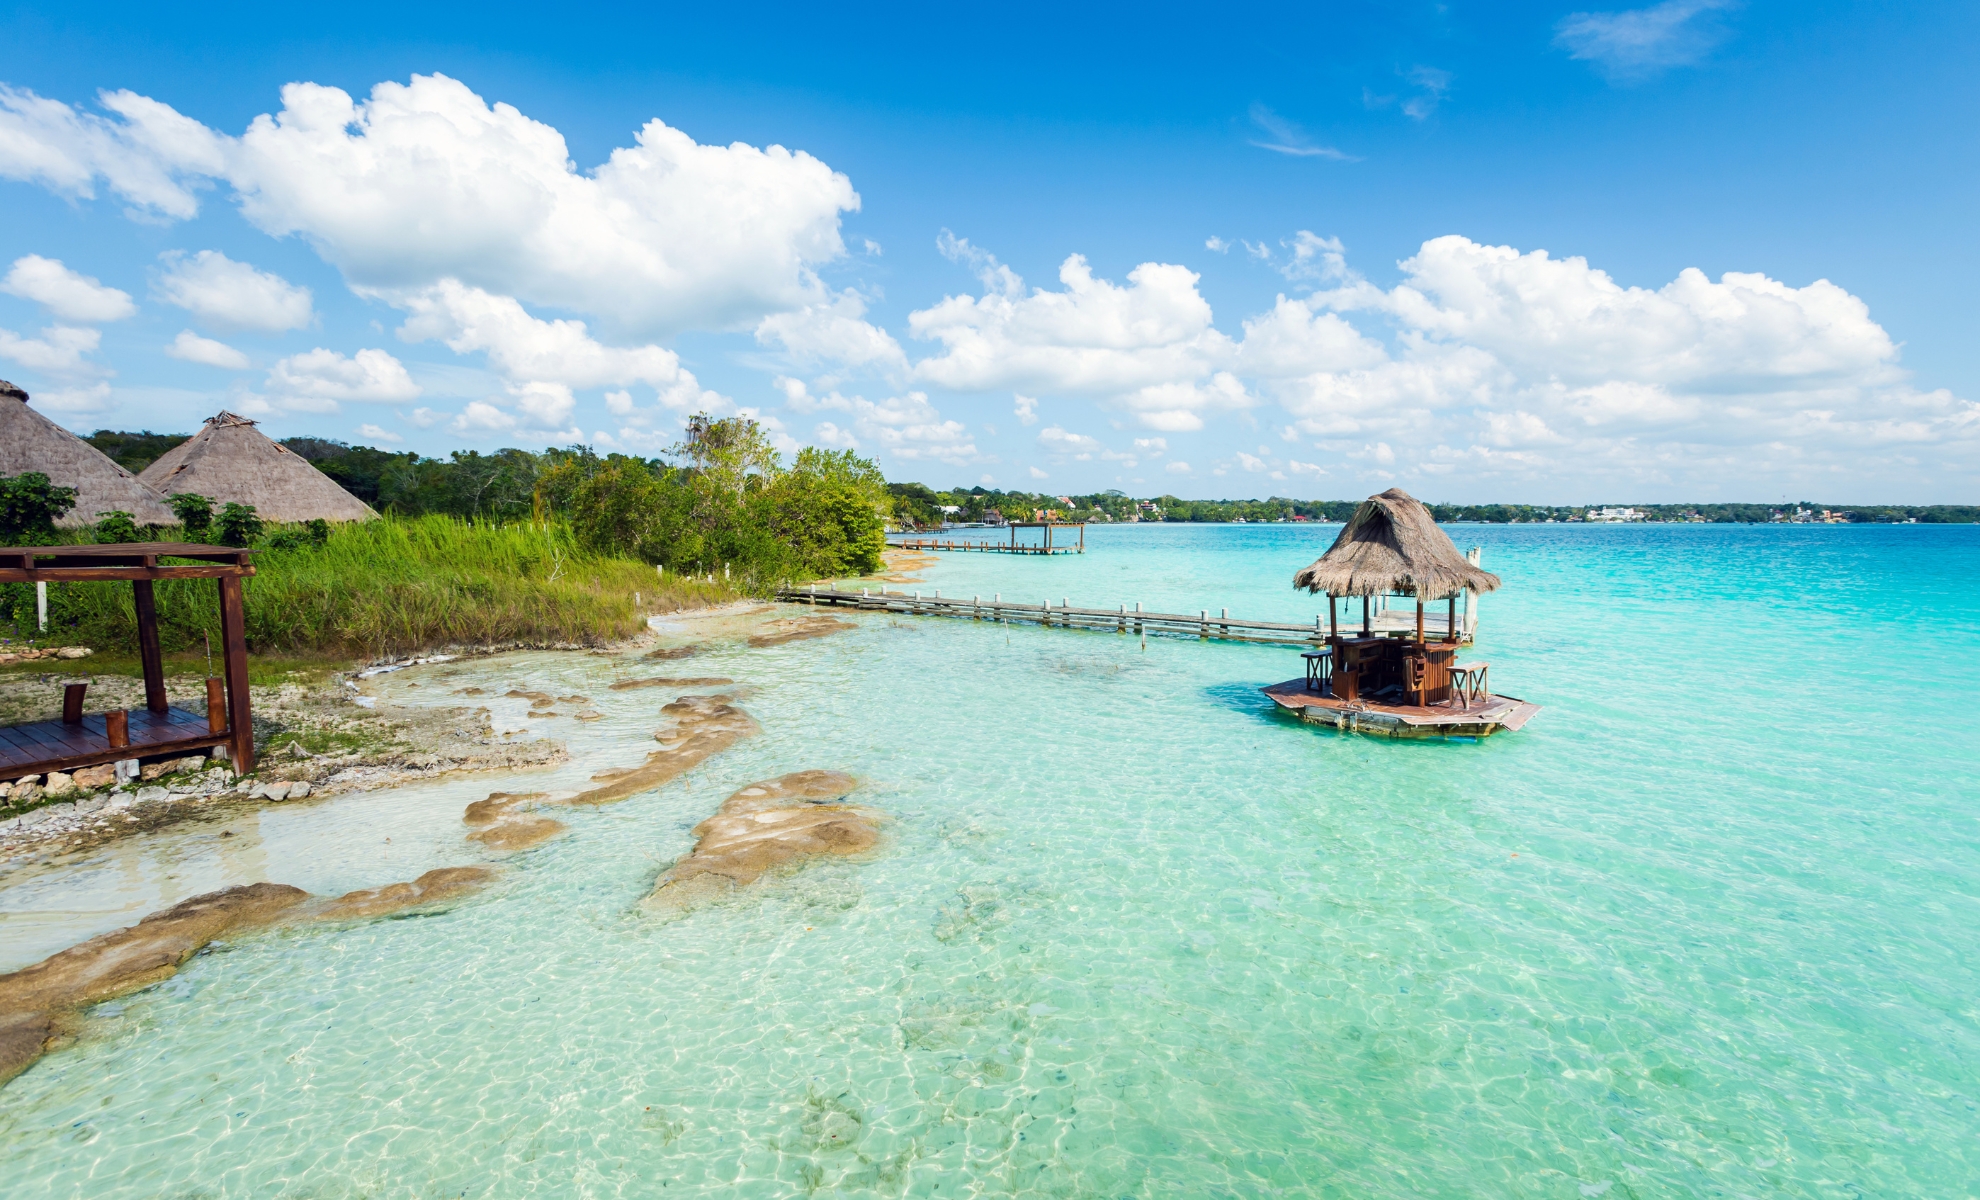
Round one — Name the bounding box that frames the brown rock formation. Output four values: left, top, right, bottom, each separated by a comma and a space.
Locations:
468, 816, 567, 851
642, 771, 881, 914
564, 694, 759, 807
747, 616, 854, 648
463, 791, 547, 826
0, 882, 310, 1084
644, 644, 706, 660
607, 676, 734, 691
314, 867, 499, 920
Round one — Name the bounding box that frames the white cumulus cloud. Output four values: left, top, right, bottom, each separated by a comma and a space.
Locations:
165, 330, 250, 369
155, 249, 313, 332
1, 74, 859, 338
0, 324, 105, 375
266, 347, 419, 412
355, 422, 402, 443
909, 250, 1248, 430
1, 255, 135, 322
0, 85, 227, 219
780, 376, 977, 464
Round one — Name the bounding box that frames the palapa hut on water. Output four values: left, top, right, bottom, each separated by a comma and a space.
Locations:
0, 381, 176, 527
140, 412, 376, 524
1264, 487, 1540, 739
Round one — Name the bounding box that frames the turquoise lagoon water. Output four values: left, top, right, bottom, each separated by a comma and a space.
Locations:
1, 522, 1976, 1197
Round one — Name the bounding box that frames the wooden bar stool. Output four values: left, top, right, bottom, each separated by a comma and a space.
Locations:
1448, 662, 1489, 709
1301, 647, 1333, 692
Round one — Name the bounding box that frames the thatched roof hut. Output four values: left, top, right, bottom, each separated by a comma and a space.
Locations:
0, 380, 178, 527
140, 411, 376, 523
1294, 488, 1501, 600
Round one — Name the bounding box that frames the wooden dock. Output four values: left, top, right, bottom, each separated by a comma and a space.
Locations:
1261, 679, 1540, 739
779, 585, 1466, 646
0, 705, 227, 777
890, 520, 1085, 556
889, 537, 1078, 556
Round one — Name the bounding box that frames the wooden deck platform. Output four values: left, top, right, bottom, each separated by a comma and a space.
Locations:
0, 706, 225, 777
888, 537, 1080, 555
780, 585, 1468, 645
1262, 678, 1541, 739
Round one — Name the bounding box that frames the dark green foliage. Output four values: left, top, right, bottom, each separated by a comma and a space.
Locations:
0, 472, 77, 544
84, 429, 189, 473
92, 510, 144, 543
167, 492, 214, 535
305, 518, 330, 546
553, 417, 886, 584
215, 502, 264, 547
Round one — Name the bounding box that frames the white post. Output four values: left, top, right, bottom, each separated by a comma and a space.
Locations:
1465, 547, 1484, 635
37, 581, 47, 631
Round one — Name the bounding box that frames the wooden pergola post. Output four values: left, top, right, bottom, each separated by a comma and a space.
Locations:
1361, 595, 1371, 636
217, 574, 256, 773
1415, 597, 1425, 643
131, 578, 168, 713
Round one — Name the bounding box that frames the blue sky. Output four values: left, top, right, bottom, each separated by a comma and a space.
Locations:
1, 0, 1974, 501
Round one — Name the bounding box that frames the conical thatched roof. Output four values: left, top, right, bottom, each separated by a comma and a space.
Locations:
140, 412, 376, 523
0, 380, 177, 527
1294, 487, 1501, 600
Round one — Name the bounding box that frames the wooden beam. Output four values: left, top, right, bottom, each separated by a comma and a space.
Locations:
0, 564, 254, 583
218, 574, 255, 773
132, 579, 168, 713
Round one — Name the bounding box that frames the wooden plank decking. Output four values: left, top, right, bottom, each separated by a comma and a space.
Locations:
0, 706, 225, 777
780, 585, 1467, 645
1261, 678, 1540, 738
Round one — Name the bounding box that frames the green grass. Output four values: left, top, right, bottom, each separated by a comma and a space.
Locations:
23, 515, 733, 661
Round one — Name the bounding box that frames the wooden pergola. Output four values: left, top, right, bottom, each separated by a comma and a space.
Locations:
0, 543, 257, 779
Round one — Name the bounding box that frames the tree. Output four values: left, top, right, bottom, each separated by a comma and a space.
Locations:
93, 510, 143, 543
168, 492, 214, 536
0, 472, 77, 545
215, 502, 264, 547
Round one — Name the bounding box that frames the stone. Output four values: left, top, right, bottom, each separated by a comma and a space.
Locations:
315, 867, 498, 921
74, 795, 105, 816
747, 615, 854, 648
468, 816, 567, 851
16, 807, 48, 829
42, 773, 75, 798
562, 694, 760, 807
54, 647, 91, 659
607, 676, 734, 691
643, 771, 879, 914
139, 762, 169, 782
0, 782, 9, 802
0, 882, 309, 1084
287, 781, 310, 799
114, 759, 140, 786
105, 795, 133, 812
643, 643, 707, 660
168, 757, 203, 775
504, 689, 553, 702
11, 775, 40, 788
134, 787, 169, 805
463, 791, 548, 827
573, 710, 604, 721
72, 764, 115, 790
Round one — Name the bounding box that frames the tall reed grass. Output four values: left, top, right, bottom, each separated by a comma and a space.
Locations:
31, 516, 731, 660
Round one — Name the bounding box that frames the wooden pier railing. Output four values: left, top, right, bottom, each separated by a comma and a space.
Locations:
888, 538, 1077, 555
778, 586, 1462, 645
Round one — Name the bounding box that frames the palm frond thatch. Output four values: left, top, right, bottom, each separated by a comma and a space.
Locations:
1293, 487, 1501, 600
140, 411, 377, 523
0, 381, 178, 526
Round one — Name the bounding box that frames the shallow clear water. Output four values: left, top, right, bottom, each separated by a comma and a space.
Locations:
2, 523, 1976, 1197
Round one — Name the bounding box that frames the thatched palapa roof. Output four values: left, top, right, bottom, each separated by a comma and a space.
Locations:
0, 379, 178, 527
1294, 487, 1501, 600
140, 412, 376, 523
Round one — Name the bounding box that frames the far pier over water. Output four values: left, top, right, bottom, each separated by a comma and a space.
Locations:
889, 519, 1086, 555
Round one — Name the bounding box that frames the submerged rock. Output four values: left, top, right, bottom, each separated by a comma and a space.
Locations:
607, 676, 734, 691
642, 770, 881, 914
463, 791, 548, 826
564, 694, 760, 807
468, 816, 567, 851
644, 644, 707, 660
314, 867, 499, 920
747, 616, 854, 648
0, 882, 310, 1085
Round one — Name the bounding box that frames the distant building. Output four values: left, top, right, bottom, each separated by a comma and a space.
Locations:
1585, 506, 1646, 523
0, 379, 176, 527
140, 412, 376, 523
